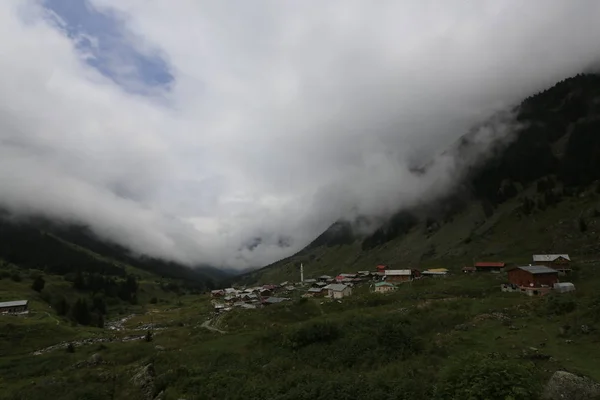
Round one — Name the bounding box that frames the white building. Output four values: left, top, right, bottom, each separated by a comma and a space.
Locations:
325, 284, 352, 299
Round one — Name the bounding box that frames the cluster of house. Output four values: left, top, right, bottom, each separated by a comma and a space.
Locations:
210, 264, 463, 312
462, 254, 574, 297
210, 274, 362, 312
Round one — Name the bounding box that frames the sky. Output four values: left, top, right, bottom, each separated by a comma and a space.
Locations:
1, 1, 600, 269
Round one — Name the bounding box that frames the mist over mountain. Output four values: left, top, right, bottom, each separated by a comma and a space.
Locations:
1, 1, 600, 269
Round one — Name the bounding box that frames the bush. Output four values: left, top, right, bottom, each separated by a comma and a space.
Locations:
149, 297, 158, 304
11, 273, 22, 282
31, 276, 45, 292
285, 321, 341, 349
436, 354, 539, 400
376, 321, 422, 359
544, 294, 577, 316
579, 217, 588, 232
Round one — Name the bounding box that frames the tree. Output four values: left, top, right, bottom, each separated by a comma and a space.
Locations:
31, 276, 45, 292
54, 296, 70, 316
579, 217, 588, 232
73, 270, 85, 290
97, 313, 105, 329
71, 298, 92, 326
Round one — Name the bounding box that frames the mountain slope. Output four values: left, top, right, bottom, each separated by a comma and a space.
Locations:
0, 215, 229, 290
240, 73, 600, 284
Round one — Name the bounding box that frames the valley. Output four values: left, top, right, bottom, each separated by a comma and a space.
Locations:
2, 74, 600, 400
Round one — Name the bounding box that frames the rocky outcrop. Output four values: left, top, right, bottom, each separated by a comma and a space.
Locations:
542, 370, 600, 400
131, 363, 156, 400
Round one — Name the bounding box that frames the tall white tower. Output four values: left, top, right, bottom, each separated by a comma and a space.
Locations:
300, 263, 304, 284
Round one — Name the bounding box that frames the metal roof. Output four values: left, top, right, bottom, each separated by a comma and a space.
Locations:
308, 288, 323, 292
0, 300, 28, 308
374, 282, 395, 287
325, 284, 348, 291
384, 269, 411, 276
264, 297, 288, 304
518, 265, 558, 274
475, 262, 505, 267
303, 279, 317, 283
533, 254, 570, 262
554, 282, 575, 288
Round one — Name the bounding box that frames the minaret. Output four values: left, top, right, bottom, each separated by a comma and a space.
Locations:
300, 263, 304, 284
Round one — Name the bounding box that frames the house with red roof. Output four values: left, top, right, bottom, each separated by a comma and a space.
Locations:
474, 262, 505, 273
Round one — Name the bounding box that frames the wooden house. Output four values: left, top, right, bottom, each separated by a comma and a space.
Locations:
532, 254, 571, 274
384, 269, 413, 283
374, 282, 396, 293
474, 262, 505, 272
307, 287, 326, 297
422, 268, 448, 277
507, 266, 559, 288
0, 300, 28, 314
325, 284, 352, 299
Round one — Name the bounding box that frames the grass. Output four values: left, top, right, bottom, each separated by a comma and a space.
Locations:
1, 265, 600, 399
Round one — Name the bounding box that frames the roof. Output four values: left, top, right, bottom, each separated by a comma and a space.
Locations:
374, 282, 395, 287
427, 268, 448, 273
517, 265, 558, 274
264, 297, 288, 304
462, 266, 477, 271
339, 273, 357, 277
384, 269, 411, 276
475, 262, 505, 267
554, 282, 575, 288
319, 275, 332, 279
325, 284, 348, 292
0, 300, 28, 308
376, 265, 387, 269
303, 279, 317, 283
308, 288, 324, 293
533, 254, 570, 262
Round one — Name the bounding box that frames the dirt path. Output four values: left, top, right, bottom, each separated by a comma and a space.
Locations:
45, 312, 60, 326
31, 334, 147, 356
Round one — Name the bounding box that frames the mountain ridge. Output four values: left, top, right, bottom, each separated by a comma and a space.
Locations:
239, 72, 600, 284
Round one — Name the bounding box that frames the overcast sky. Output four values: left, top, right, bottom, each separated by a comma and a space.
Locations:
0, 1, 599, 269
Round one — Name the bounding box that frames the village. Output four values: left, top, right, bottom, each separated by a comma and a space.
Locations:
205, 253, 576, 314
0, 254, 575, 316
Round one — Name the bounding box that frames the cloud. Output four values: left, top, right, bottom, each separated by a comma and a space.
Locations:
0, 0, 600, 268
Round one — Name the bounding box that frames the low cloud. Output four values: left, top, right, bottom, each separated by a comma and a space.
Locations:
1, 1, 600, 268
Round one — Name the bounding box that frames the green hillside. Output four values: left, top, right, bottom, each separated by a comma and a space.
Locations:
240, 73, 600, 285
0, 216, 226, 341
240, 184, 600, 284
3, 263, 600, 399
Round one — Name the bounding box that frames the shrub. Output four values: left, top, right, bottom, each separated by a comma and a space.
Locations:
436, 354, 539, 400
545, 294, 577, 316
150, 297, 158, 304
31, 276, 45, 292
285, 321, 341, 349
